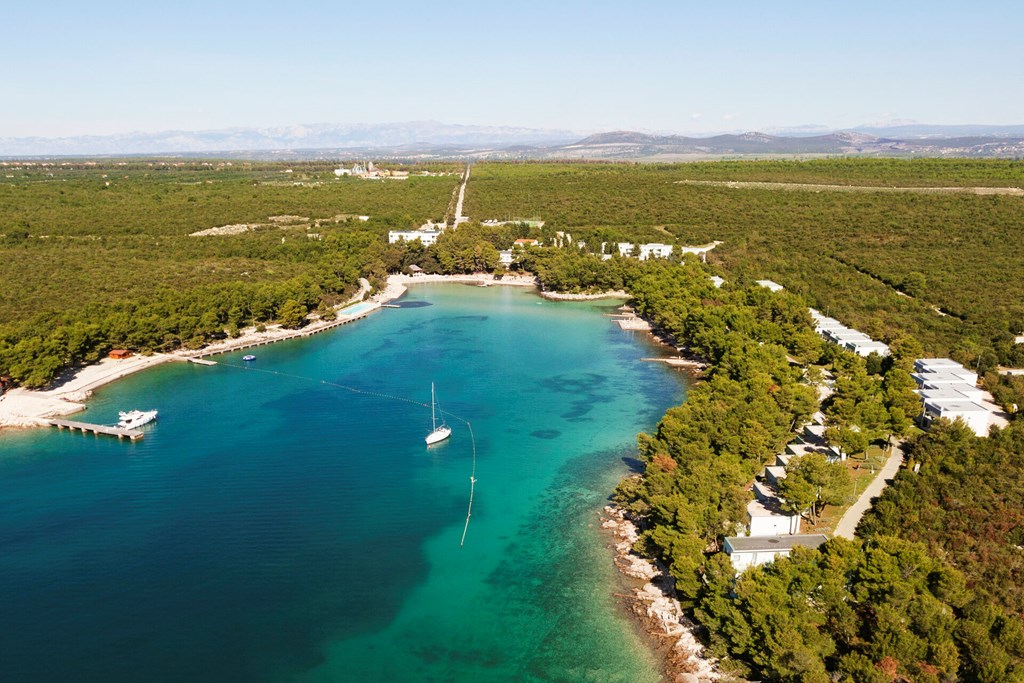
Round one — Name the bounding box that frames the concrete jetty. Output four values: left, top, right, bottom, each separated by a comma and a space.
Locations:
47, 418, 144, 440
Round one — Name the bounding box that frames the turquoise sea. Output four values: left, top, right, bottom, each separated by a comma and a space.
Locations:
0, 284, 686, 682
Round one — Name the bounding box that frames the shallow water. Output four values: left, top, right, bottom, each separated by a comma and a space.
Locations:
0, 284, 686, 682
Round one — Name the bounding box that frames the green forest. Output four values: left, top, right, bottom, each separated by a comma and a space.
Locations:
519, 252, 1024, 682
5, 157, 1023, 387
3, 157, 1024, 680
0, 161, 460, 386
466, 160, 1024, 369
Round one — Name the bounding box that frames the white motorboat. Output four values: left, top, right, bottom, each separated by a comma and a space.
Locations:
117, 409, 158, 429
425, 383, 451, 445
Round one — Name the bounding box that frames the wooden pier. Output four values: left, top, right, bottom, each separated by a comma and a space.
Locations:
47, 418, 144, 441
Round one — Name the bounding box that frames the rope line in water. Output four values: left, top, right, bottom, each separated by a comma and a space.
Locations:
459, 420, 477, 548
212, 361, 478, 546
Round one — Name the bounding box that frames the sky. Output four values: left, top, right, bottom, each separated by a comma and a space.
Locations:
3, 0, 1023, 138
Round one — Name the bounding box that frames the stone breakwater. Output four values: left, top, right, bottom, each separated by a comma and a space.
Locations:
602, 504, 722, 683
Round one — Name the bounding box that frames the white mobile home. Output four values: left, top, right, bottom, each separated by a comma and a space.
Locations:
845, 339, 891, 358
724, 534, 829, 571
756, 280, 785, 292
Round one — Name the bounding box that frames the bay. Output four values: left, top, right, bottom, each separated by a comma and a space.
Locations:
0, 284, 686, 682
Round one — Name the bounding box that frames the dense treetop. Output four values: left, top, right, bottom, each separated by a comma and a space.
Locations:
466, 160, 1024, 367
0, 162, 459, 386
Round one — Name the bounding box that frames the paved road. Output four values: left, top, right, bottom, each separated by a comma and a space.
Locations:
453, 164, 470, 223
833, 443, 904, 540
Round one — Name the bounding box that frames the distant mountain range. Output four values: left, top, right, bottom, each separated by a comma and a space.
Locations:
2, 121, 1024, 160
0, 121, 580, 158
539, 130, 1024, 160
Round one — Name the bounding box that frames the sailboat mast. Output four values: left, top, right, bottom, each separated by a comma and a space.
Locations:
431, 383, 437, 430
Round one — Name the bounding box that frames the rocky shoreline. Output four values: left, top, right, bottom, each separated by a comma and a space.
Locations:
602, 503, 722, 683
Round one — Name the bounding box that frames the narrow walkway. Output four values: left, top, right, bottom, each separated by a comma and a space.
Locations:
833, 443, 904, 539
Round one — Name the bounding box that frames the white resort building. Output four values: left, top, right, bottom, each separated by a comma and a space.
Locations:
808, 309, 890, 358
912, 357, 1003, 436
724, 534, 829, 572
388, 229, 442, 246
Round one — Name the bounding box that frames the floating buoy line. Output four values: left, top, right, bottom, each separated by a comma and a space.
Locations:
215, 360, 478, 546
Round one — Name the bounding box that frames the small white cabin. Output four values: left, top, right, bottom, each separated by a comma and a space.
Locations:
724, 534, 829, 571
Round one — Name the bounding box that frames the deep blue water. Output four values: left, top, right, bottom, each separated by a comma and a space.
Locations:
0, 284, 686, 682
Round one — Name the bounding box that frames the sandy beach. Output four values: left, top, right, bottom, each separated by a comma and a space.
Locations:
0, 272, 632, 431
0, 354, 173, 428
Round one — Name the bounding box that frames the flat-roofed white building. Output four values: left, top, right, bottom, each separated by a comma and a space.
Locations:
913, 371, 979, 388
786, 441, 844, 462
845, 339, 891, 358
724, 534, 829, 571
747, 500, 802, 537
756, 279, 784, 292
753, 480, 776, 504
803, 423, 827, 443
921, 399, 992, 436
637, 243, 674, 260
919, 386, 987, 403
914, 358, 966, 374
709, 275, 725, 288
765, 465, 787, 487
826, 331, 879, 352
814, 319, 847, 333
388, 230, 441, 246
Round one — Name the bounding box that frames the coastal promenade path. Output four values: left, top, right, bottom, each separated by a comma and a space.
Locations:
834, 443, 904, 540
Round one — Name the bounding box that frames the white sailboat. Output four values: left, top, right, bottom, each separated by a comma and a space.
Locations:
425, 383, 452, 445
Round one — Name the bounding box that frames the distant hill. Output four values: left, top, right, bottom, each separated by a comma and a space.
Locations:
852, 123, 1024, 138
562, 131, 884, 156
3, 122, 1023, 160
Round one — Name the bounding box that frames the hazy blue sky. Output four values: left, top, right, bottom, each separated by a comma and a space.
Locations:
4, 0, 1022, 137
